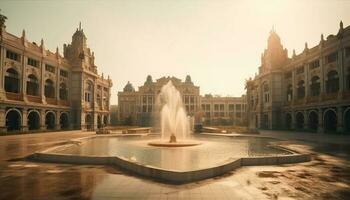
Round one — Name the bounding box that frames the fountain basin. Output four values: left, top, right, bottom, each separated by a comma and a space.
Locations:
30, 134, 311, 183
148, 140, 201, 147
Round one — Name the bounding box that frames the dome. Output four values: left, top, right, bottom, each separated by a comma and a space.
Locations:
145, 75, 153, 85
123, 81, 135, 92
185, 75, 192, 83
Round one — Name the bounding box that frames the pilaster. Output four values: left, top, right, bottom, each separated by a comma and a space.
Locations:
337, 106, 344, 132
21, 109, 28, 132
317, 108, 324, 133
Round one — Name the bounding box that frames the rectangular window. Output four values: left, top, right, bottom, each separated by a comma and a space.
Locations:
60, 69, 68, 77
309, 59, 320, 69
346, 47, 350, 58
201, 105, 205, 110
219, 104, 224, 110
236, 104, 242, 110
229, 104, 234, 111
6, 50, 20, 61
206, 104, 210, 110
284, 71, 292, 79
142, 96, 147, 104
45, 64, 55, 73
326, 52, 337, 63
296, 66, 304, 74
27, 58, 39, 67
190, 96, 194, 103
214, 104, 219, 111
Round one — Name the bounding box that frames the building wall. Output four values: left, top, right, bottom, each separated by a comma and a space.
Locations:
0, 18, 112, 133
200, 95, 247, 126
118, 76, 247, 127
246, 21, 350, 133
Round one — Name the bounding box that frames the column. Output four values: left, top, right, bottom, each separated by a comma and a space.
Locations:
320, 55, 325, 95
40, 109, 46, 131
41, 61, 46, 103
337, 106, 344, 132
22, 55, 27, 101
93, 112, 98, 130
56, 67, 60, 102
291, 110, 296, 130
303, 110, 309, 130
0, 106, 6, 132
338, 44, 344, 94
55, 111, 60, 130
317, 108, 324, 133
305, 63, 309, 101
21, 109, 28, 132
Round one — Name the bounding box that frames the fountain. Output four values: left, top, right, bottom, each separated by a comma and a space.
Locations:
148, 81, 201, 147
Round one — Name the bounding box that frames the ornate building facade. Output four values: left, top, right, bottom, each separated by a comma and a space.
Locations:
200, 94, 246, 126
118, 75, 246, 126
246, 21, 350, 133
0, 16, 112, 133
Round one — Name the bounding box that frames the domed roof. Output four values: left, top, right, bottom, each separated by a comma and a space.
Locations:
185, 75, 192, 83
145, 75, 153, 85
123, 81, 135, 92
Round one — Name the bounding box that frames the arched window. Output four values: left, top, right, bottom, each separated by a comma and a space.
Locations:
26, 74, 39, 96
286, 84, 293, 101
5, 68, 20, 93
310, 76, 320, 96
326, 70, 339, 93
262, 82, 269, 103
84, 81, 93, 102
45, 79, 55, 98
297, 80, 305, 99
59, 83, 68, 100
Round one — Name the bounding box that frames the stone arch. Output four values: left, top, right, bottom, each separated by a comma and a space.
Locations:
326, 70, 339, 93
26, 74, 39, 96
295, 112, 304, 129
310, 76, 320, 96
324, 109, 337, 132
344, 107, 350, 133
85, 113, 93, 130
45, 79, 55, 98
5, 68, 20, 93
27, 110, 40, 130
285, 113, 292, 129
6, 108, 22, 131
60, 112, 69, 130
45, 111, 56, 130
308, 110, 318, 131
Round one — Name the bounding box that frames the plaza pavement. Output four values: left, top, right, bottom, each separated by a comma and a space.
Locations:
0, 130, 349, 200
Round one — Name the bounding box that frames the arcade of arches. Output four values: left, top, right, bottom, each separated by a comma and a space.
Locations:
2, 108, 71, 132
283, 107, 350, 133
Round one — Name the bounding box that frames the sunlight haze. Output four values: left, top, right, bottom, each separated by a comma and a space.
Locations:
1, 0, 350, 104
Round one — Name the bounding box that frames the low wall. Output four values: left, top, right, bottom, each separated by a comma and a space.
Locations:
32, 150, 311, 184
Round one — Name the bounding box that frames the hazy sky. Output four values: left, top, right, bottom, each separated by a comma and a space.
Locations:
1, 0, 350, 104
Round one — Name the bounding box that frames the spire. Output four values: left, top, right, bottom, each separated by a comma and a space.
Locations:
292, 49, 296, 58
304, 42, 308, 53
321, 33, 324, 41
56, 46, 59, 54
79, 21, 82, 31
340, 20, 343, 30
22, 29, 25, 38
40, 38, 44, 48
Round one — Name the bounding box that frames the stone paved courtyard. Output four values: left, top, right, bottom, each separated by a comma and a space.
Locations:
0, 130, 350, 200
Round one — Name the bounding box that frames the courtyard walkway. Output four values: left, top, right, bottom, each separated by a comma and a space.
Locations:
0, 130, 349, 200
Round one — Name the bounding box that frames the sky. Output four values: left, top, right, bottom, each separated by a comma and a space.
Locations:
1, 0, 350, 104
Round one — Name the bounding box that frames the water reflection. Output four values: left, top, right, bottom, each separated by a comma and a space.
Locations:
53, 135, 290, 171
